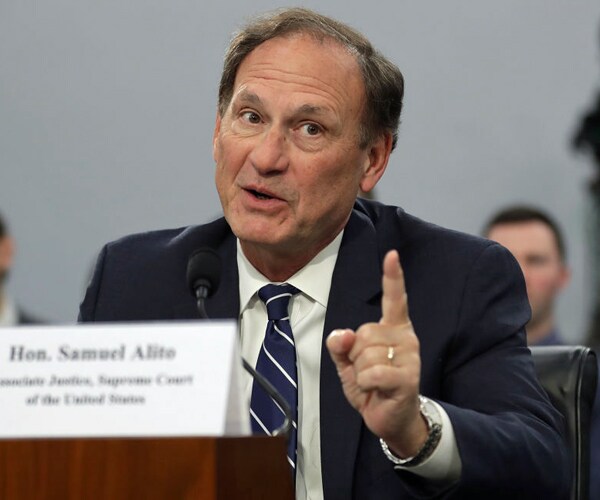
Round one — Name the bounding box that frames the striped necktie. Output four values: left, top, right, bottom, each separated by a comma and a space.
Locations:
250, 283, 300, 473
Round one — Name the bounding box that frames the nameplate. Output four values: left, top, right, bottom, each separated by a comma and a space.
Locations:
0, 322, 250, 438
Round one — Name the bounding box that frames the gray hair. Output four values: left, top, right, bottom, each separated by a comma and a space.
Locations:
217, 7, 404, 150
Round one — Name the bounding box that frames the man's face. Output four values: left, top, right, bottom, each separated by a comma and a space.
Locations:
487, 221, 569, 329
213, 34, 388, 269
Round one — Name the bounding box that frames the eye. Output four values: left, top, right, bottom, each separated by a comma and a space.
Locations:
526, 255, 548, 267
241, 111, 261, 124
300, 122, 322, 136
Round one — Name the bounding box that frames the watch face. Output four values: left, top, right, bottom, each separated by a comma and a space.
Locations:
419, 396, 442, 426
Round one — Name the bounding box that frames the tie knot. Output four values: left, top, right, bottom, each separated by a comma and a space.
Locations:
258, 283, 300, 321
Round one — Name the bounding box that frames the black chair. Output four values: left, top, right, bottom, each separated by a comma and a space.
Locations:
530, 345, 598, 500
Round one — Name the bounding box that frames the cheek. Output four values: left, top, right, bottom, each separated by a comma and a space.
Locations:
214, 153, 237, 206
215, 139, 242, 181
303, 152, 363, 192
525, 271, 560, 295
299, 170, 348, 206
295, 170, 359, 226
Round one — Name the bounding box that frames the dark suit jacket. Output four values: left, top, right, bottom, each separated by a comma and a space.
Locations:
79, 200, 570, 499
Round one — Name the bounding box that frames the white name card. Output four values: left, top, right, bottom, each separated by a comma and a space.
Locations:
0, 321, 250, 438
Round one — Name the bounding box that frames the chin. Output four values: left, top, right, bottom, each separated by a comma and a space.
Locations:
229, 220, 284, 247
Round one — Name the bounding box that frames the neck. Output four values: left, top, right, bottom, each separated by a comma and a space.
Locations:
526, 314, 556, 345
240, 237, 337, 283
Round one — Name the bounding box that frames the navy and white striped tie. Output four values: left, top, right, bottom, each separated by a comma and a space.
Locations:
250, 283, 300, 473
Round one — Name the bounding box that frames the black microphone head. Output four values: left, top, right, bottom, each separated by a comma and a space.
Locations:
186, 248, 222, 298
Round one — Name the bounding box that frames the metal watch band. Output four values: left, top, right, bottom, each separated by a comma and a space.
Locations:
379, 395, 443, 467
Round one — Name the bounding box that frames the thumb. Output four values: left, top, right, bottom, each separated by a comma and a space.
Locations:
326, 329, 356, 371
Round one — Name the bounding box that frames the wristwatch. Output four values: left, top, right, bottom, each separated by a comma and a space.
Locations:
380, 395, 443, 467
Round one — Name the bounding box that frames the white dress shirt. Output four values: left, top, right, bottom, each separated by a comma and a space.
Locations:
0, 294, 18, 327
236, 233, 460, 500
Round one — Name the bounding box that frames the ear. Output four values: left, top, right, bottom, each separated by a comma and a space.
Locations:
359, 132, 393, 194
557, 264, 571, 290
213, 112, 222, 162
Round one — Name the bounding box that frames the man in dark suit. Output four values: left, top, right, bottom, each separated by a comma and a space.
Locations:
79, 8, 570, 499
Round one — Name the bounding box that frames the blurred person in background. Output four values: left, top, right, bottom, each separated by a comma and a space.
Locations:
0, 212, 41, 326
484, 205, 570, 346
485, 204, 599, 499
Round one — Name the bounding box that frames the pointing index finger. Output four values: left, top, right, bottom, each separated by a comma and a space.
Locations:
380, 250, 410, 326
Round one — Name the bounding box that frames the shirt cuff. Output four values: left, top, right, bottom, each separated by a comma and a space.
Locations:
392, 400, 462, 483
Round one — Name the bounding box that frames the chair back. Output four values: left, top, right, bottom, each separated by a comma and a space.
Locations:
530, 345, 598, 500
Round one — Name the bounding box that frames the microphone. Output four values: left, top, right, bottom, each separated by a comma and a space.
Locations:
186, 248, 222, 319
186, 248, 293, 439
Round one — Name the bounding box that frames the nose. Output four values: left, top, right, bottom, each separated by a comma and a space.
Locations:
248, 126, 289, 175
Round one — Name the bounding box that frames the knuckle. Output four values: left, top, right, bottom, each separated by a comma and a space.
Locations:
370, 365, 386, 384
356, 365, 381, 388
356, 322, 377, 339
362, 346, 381, 364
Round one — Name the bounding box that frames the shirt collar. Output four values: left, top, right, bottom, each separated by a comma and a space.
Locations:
0, 293, 19, 327
237, 231, 344, 313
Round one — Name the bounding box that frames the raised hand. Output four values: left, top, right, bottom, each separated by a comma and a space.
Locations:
326, 249, 428, 457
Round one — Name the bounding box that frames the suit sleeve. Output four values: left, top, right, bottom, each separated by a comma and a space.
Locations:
399, 243, 571, 499
447, 244, 570, 497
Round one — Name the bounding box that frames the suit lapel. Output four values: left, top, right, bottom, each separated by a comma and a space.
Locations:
320, 209, 383, 500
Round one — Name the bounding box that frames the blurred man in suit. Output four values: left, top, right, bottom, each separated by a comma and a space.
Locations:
80, 8, 570, 499
485, 205, 570, 345
0, 212, 40, 326
486, 205, 599, 499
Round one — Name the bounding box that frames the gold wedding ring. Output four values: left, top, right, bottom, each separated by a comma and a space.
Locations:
387, 345, 395, 364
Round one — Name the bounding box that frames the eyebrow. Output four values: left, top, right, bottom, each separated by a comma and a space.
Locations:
234, 90, 330, 117
296, 104, 328, 116
236, 89, 261, 104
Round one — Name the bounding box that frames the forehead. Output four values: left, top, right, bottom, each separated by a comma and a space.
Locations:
488, 221, 560, 255
232, 33, 365, 109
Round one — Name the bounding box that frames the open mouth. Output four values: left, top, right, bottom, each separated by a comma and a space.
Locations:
248, 189, 274, 200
